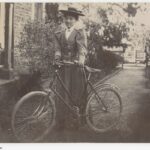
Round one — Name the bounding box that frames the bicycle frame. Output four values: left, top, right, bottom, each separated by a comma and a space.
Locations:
47, 65, 107, 117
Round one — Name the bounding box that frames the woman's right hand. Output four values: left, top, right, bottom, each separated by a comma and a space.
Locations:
54, 56, 62, 67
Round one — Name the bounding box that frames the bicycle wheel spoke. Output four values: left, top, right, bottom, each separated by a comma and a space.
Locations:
89, 109, 102, 116
15, 116, 33, 126
15, 122, 29, 135
12, 92, 56, 142
86, 87, 122, 132
32, 97, 48, 116
93, 91, 108, 111
32, 101, 44, 116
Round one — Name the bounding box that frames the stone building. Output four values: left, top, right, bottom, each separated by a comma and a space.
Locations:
0, 3, 46, 79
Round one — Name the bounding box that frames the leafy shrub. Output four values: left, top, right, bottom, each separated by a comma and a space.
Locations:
101, 51, 123, 72
87, 49, 123, 72
15, 8, 126, 79
15, 20, 59, 78
86, 20, 126, 71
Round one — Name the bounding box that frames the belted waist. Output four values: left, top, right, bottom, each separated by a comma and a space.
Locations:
62, 53, 78, 61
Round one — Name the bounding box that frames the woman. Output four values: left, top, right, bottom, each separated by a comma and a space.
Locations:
54, 7, 87, 130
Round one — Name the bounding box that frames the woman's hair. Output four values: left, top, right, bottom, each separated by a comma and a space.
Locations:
64, 13, 79, 20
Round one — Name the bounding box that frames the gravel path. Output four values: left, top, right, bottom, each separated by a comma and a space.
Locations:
1, 63, 150, 143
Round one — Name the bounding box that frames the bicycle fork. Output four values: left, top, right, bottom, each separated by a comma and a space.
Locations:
88, 81, 108, 112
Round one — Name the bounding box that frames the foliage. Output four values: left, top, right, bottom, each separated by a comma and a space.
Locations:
86, 7, 128, 70
112, 3, 140, 17
102, 51, 123, 71
15, 20, 59, 78
15, 3, 63, 78
45, 3, 59, 22
87, 21, 128, 48
87, 48, 123, 72
15, 3, 129, 78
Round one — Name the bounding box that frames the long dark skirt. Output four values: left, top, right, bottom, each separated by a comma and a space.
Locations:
56, 65, 87, 129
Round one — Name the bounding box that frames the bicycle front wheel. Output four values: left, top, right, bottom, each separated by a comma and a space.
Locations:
86, 87, 122, 133
11, 91, 56, 142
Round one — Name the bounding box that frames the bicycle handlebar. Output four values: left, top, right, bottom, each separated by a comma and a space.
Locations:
54, 60, 101, 73
60, 60, 76, 65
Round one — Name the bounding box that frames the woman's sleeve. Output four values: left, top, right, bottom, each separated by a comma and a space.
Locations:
54, 32, 61, 60
76, 29, 87, 63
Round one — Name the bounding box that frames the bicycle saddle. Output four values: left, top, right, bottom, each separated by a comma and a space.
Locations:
85, 66, 101, 73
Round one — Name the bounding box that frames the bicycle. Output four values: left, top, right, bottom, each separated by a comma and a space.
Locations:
11, 60, 123, 142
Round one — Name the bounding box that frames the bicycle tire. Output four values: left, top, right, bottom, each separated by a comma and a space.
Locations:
95, 83, 119, 91
86, 86, 122, 133
11, 91, 56, 142
87, 83, 120, 97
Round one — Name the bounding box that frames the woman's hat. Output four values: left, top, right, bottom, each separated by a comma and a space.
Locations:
60, 7, 85, 16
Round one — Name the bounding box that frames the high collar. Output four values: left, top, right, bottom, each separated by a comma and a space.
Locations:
66, 24, 75, 31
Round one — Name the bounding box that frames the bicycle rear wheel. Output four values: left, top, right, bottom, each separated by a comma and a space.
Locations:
86, 87, 122, 133
11, 91, 56, 142
87, 83, 120, 96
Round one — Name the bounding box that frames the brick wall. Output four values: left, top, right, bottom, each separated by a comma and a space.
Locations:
14, 3, 33, 46
13, 3, 33, 73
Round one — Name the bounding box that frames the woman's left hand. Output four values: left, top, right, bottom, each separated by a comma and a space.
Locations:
74, 60, 84, 67
78, 61, 84, 67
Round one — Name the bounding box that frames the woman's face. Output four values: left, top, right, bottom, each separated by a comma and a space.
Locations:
64, 15, 77, 29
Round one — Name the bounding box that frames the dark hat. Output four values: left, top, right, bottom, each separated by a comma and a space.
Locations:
60, 7, 84, 16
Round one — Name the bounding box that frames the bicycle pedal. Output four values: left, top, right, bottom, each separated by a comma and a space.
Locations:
102, 107, 107, 112
44, 89, 52, 93
72, 106, 80, 116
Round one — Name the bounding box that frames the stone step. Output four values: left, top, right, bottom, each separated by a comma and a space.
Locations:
0, 68, 14, 79
0, 65, 4, 69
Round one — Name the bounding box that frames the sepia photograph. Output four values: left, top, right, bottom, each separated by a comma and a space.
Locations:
0, 2, 150, 144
